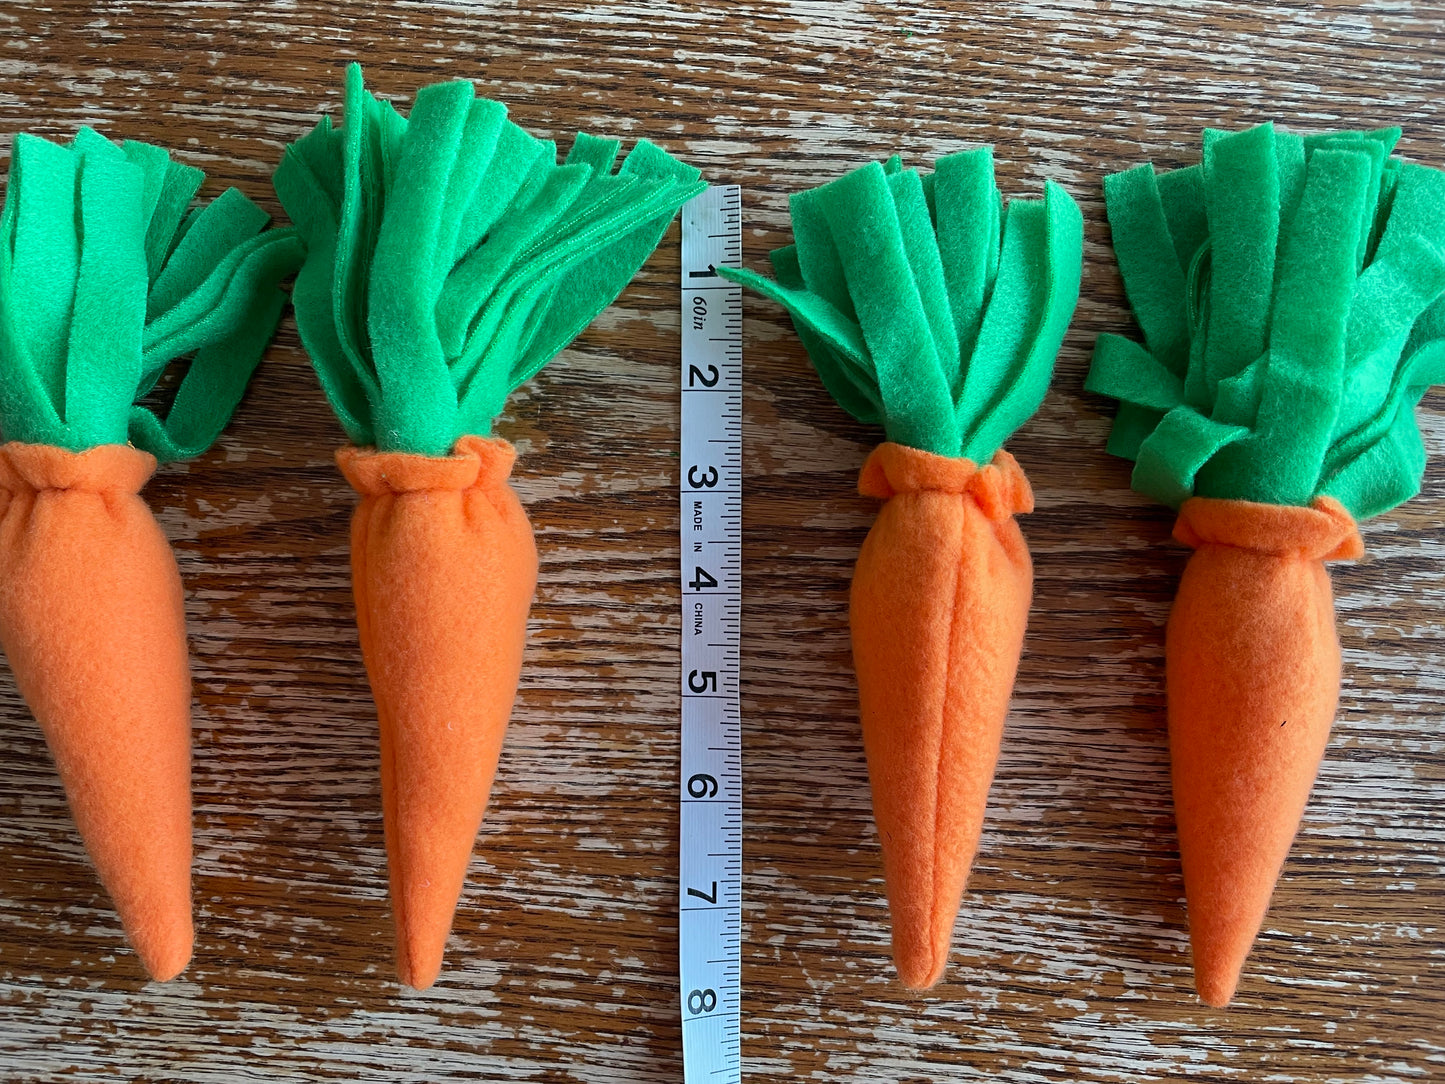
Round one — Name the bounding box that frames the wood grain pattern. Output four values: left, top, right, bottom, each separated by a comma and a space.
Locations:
1, 2, 1442, 1080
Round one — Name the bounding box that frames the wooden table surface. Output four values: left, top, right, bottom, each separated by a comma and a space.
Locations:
1, 2, 1442, 1081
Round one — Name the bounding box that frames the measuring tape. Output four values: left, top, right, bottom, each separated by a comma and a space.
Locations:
678, 184, 743, 1084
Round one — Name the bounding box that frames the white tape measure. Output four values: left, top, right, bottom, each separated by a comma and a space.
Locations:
678, 184, 743, 1084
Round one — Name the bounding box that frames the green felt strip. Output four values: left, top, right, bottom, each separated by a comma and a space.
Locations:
1339, 164, 1445, 435
766, 245, 881, 423
1207, 146, 1371, 507
10, 134, 79, 416
1134, 405, 1249, 509
368, 77, 474, 454
961, 182, 1083, 462
440, 166, 588, 363
791, 179, 858, 325
932, 148, 999, 367
890, 168, 959, 398
452, 141, 704, 428
0, 150, 65, 444
149, 187, 269, 317
1272, 131, 1307, 258
724, 263, 881, 425
1086, 333, 1185, 412
122, 140, 172, 257
143, 158, 205, 284
130, 272, 292, 460
959, 197, 1049, 445
1322, 339, 1445, 510
433, 98, 509, 281
1106, 403, 1164, 461
1202, 124, 1279, 398
0, 125, 300, 458
272, 114, 378, 444
453, 122, 546, 263
1103, 164, 1191, 373
277, 63, 704, 455
1367, 159, 1402, 268
509, 139, 708, 390
1156, 165, 1209, 275
142, 229, 305, 386
1209, 355, 1266, 428
64, 149, 149, 448
1087, 122, 1445, 518
718, 149, 1083, 462
336, 69, 388, 401
825, 163, 957, 455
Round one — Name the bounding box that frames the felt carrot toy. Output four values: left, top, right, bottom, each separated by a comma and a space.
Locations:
0, 127, 301, 980
719, 150, 1082, 988
274, 64, 704, 989
1086, 123, 1445, 1006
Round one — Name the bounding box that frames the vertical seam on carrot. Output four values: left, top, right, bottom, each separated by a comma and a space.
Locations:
933, 491, 969, 975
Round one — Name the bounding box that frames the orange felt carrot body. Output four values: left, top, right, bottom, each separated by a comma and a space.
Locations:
851, 443, 1033, 988
0, 125, 298, 977
720, 151, 1082, 986
1088, 124, 1445, 1003
338, 436, 537, 990
1167, 496, 1363, 1006
275, 65, 703, 984
0, 443, 193, 980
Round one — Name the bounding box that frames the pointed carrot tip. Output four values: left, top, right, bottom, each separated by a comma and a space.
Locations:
133, 927, 194, 983
106, 866, 194, 982
398, 967, 440, 991
894, 947, 947, 991
394, 910, 450, 991
1190, 932, 1247, 1008
397, 952, 442, 991
1194, 965, 1241, 1008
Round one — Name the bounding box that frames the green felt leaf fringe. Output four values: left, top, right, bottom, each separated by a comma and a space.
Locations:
1086, 123, 1445, 519
274, 63, 706, 457
0, 128, 302, 460
718, 149, 1083, 461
